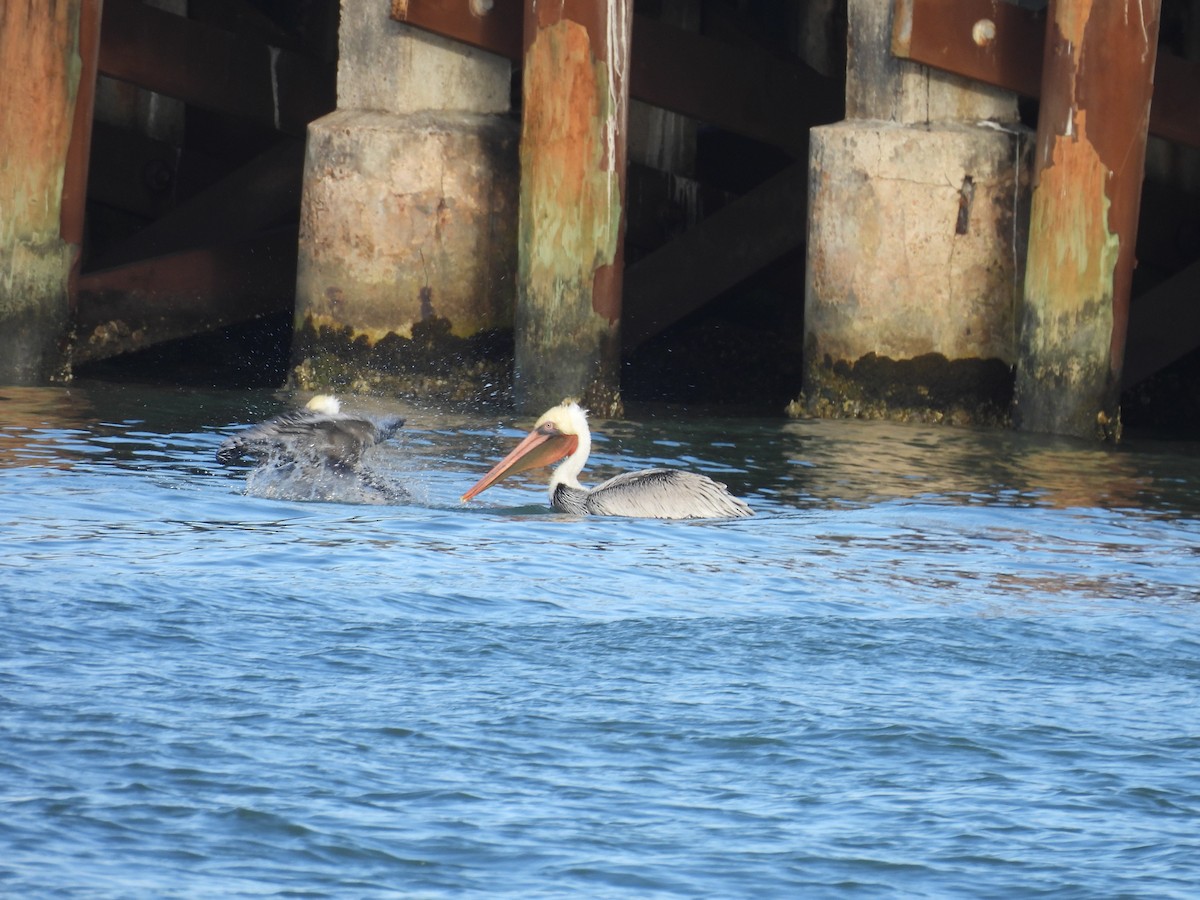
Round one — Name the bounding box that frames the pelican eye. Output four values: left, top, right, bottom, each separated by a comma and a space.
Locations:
537, 422, 559, 435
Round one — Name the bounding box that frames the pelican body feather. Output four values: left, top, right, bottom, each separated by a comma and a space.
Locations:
217, 395, 405, 471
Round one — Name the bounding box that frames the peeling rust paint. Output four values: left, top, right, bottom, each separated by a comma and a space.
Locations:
1024, 111, 1119, 351
1014, 0, 1159, 440
520, 20, 623, 297
1, 1, 80, 382
514, 3, 630, 416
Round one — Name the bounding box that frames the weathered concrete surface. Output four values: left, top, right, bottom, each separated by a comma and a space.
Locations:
800, 120, 1033, 422
514, 2, 633, 418
295, 109, 517, 343
338, 15, 509, 116
292, 2, 517, 401
795, 0, 1031, 424
0, 1, 81, 383
806, 121, 1031, 364
292, 109, 517, 404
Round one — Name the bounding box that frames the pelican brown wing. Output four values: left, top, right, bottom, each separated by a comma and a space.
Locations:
217, 411, 405, 467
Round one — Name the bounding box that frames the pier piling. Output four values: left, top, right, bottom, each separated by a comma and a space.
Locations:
292, 0, 518, 404
798, 0, 1032, 425
0, 2, 86, 383
1013, 0, 1162, 440
513, 0, 633, 417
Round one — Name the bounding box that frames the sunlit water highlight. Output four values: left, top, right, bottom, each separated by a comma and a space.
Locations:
2, 382, 1198, 898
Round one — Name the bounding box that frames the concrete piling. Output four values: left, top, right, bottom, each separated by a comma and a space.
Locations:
798, 0, 1033, 425
292, 0, 518, 404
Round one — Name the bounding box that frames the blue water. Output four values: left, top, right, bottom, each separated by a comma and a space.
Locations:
2, 382, 1199, 898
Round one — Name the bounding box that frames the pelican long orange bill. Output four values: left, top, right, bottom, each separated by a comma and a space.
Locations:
462, 402, 752, 519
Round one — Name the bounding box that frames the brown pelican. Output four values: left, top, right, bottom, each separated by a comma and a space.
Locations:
461, 401, 753, 519
217, 395, 404, 470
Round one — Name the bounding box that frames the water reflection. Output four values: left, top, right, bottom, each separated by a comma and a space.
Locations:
0, 386, 99, 469
775, 418, 1198, 517
4, 386, 1199, 900
2, 383, 1199, 520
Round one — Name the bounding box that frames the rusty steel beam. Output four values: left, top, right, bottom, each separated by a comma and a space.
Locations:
89, 138, 306, 271
892, 0, 1044, 99
893, 0, 1199, 149
99, 0, 334, 136
391, 0, 837, 154
1013, 0, 1161, 440
628, 15, 835, 156
86, 121, 182, 222
73, 229, 298, 365
390, 0, 522, 59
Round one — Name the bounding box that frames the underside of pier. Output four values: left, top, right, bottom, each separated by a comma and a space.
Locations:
3, 0, 1200, 437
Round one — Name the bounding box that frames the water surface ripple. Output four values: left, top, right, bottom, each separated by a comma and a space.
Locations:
2, 384, 1198, 898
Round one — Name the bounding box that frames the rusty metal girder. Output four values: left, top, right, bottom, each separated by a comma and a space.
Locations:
391, 0, 840, 155
892, 0, 1043, 98
893, 0, 1199, 149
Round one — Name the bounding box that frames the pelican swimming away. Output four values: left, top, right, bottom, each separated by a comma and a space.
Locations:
218, 395, 407, 502
461, 401, 752, 519
217, 395, 404, 469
